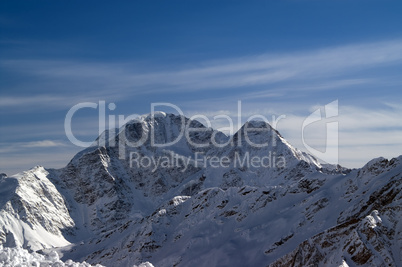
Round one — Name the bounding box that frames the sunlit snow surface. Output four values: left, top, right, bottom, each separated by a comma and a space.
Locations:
0, 245, 102, 266
0, 245, 154, 267
1, 114, 401, 266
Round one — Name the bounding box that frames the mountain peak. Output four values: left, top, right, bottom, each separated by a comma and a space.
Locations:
228, 119, 321, 170
93, 113, 322, 173
244, 119, 273, 128
1, 110, 401, 266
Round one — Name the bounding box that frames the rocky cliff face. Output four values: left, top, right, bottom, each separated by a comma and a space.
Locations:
270, 157, 402, 267
0, 113, 400, 267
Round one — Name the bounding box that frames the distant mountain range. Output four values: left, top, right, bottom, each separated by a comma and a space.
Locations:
1, 113, 401, 266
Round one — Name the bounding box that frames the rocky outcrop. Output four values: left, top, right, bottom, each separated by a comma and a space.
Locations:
0, 113, 401, 267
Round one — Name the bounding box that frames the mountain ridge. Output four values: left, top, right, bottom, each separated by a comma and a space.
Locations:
0, 113, 400, 266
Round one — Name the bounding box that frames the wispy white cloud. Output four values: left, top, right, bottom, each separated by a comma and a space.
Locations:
0, 101, 401, 173
0, 95, 76, 108
183, 99, 402, 168
22, 140, 66, 148
0, 117, 104, 143
2, 38, 402, 110
261, 103, 402, 168
0, 139, 78, 174
0, 148, 79, 176
1, 39, 402, 172
0, 140, 67, 153
235, 78, 371, 100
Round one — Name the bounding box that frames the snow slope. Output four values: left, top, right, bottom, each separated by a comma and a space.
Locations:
0, 167, 73, 251
0, 245, 104, 267
0, 113, 400, 266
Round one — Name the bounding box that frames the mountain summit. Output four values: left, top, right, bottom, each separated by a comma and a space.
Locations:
1, 113, 401, 266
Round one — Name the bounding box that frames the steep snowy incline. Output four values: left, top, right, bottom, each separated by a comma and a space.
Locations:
46, 113, 228, 237
0, 245, 154, 267
47, 113, 322, 239
202, 120, 325, 190
0, 166, 74, 251
270, 156, 402, 266
0, 112, 400, 267
68, 156, 401, 266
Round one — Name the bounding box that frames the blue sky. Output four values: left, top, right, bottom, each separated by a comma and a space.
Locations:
1, 0, 402, 174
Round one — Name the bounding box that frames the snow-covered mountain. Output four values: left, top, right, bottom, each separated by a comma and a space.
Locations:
0, 113, 401, 266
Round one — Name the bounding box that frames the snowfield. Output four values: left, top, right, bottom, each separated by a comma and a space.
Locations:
0, 113, 401, 266
0, 246, 155, 267
0, 245, 102, 266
